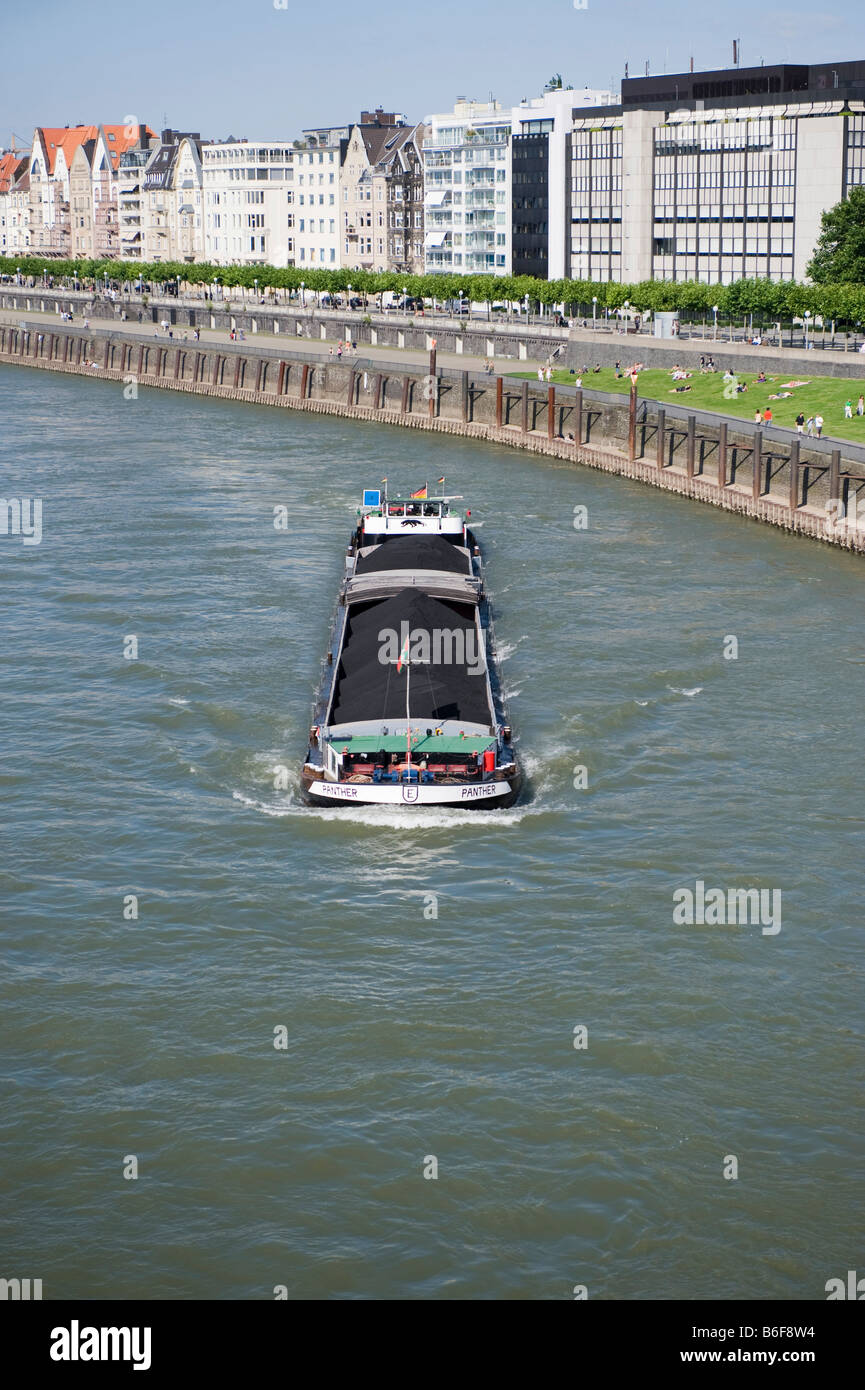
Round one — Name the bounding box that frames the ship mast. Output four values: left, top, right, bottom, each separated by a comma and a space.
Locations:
405, 656, 411, 780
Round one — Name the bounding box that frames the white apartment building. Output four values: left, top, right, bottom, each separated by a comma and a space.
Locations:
423, 99, 511, 275
293, 144, 339, 268
202, 140, 298, 267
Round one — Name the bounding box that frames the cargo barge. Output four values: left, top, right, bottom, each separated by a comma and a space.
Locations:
301, 485, 521, 808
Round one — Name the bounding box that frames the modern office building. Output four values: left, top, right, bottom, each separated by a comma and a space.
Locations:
566, 60, 865, 284
423, 98, 511, 275
511, 85, 617, 279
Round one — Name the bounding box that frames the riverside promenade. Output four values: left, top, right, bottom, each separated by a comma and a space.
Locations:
2, 316, 864, 554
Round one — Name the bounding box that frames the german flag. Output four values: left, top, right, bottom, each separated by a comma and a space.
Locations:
410, 484, 428, 499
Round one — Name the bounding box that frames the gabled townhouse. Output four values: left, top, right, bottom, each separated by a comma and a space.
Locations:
137, 130, 203, 263
373, 122, 426, 274
340, 111, 408, 272
31, 123, 155, 259
0, 152, 29, 257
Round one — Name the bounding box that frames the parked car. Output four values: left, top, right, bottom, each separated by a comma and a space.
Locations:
444, 298, 470, 315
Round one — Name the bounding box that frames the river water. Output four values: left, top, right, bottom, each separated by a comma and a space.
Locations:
1, 363, 862, 1301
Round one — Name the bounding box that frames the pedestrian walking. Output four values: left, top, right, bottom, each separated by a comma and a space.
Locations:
545, 365, 552, 382
795, 412, 805, 434
815, 414, 824, 437
858, 395, 864, 416
844, 400, 853, 418
763, 407, 772, 424
754, 409, 762, 423
537, 367, 544, 381
806, 416, 815, 436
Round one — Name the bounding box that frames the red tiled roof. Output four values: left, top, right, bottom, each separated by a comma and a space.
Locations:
0, 151, 26, 193
36, 124, 156, 174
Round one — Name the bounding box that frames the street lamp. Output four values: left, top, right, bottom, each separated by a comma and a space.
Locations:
804, 309, 811, 349
712, 304, 719, 340
402, 286, 407, 311
300, 280, 305, 308
524, 291, 530, 323
592, 295, 597, 330
254, 277, 258, 304
458, 288, 464, 317
347, 283, 352, 310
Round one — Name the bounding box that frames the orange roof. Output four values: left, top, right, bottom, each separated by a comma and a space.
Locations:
36, 123, 156, 174
0, 151, 25, 193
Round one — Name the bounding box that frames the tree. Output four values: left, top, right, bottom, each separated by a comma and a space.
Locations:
807, 186, 865, 284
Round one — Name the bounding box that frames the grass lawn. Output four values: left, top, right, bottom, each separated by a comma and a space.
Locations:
510, 365, 865, 445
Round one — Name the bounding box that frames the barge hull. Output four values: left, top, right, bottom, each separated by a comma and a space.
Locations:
304, 778, 520, 808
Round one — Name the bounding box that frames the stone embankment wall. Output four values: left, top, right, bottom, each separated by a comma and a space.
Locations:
1, 322, 863, 553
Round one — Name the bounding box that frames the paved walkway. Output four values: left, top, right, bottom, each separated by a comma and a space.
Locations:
0, 305, 509, 375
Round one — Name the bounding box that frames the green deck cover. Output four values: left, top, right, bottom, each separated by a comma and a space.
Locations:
330, 734, 495, 756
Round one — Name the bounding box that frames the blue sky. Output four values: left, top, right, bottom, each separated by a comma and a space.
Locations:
2, 0, 861, 145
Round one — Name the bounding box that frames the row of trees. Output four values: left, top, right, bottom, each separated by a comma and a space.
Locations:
2, 254, 864, 325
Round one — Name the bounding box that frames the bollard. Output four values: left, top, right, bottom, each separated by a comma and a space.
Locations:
686, 415, 696, 478
752, 430, 763, 502
788, 439, 800, 511
829, 449, 841, 510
